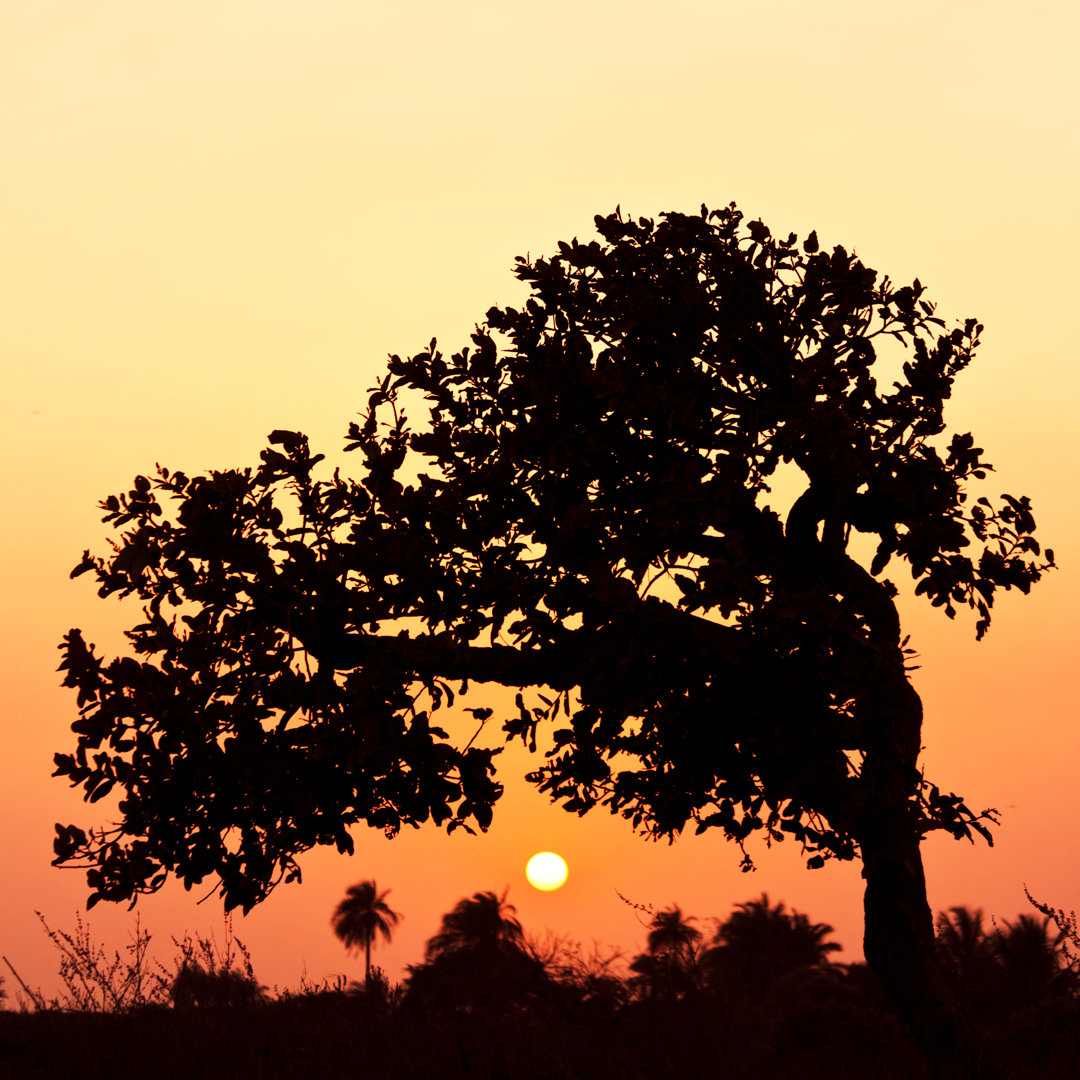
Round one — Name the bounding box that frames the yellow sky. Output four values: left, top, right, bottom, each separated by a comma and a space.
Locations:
2, 0, 1078, 996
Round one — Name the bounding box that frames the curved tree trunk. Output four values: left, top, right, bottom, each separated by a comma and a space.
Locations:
855, 673, 993, 1079
788, 490, 993, 1078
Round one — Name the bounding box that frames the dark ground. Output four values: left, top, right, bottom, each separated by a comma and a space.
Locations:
3, 987, 1077, 1080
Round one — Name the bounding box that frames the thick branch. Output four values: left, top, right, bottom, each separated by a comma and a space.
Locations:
294, 600, 751, 689
786, 484, 901, 645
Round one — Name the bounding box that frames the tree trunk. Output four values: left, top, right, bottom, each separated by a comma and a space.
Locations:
788, 521, 989, 1076
855, 689, 995, 1079
858, 804, 960, 1073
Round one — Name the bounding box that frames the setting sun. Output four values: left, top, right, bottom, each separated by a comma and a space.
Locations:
526, 852, 568, 891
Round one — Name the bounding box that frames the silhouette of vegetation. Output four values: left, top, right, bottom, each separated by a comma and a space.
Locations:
704, 892, 842, 990
1024, 887, 1080, 970
54, 204, 1056, 1069
166, 918, 265, 1008
170, 962, 265, 1008
523, 930, 629, 1017
933, 903, 1080, 1076
628, 904, 701, 1001
330, 879, 401, 985
9, 891, 1080, 1077
937, 904, 1078, 1015
2, 912, 262, 1017
6, 911, 169, 1012
404, 889, 549, 1013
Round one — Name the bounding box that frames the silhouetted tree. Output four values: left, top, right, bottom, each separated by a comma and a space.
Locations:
705, 893, 841, 990
170, 962, 265, 1008
423, 888, 523, 960
936, 906, 997, 1017
936, 903, 1078, 1045
55, 204, 1055, 1068
629, 904, 701, 1000
993, 913, 1075, 1004
524, 933, 628, 1016
330, 879, 401, 985
627, 950, 669, 1002
1025, 887, 1080, 972
405, 890, 546, 1012
647, 904, 701, 963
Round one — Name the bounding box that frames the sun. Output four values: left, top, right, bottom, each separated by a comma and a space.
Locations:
526, 851, 568, 891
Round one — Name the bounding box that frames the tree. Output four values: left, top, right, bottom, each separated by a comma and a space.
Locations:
405, 890, 545, 1012
330, 879, 401, 985
524, 931, 629, 1016
170, 962, 265, 1008
54, 204, 1053, 1065
992, 913, 1075, 1004
646, 904, 702, 963
937, 904, 1077, 1026
706, 893, 841, 989
422, 888, 523, 961
630, 904, 701, 1000
936, 906, 997, 1015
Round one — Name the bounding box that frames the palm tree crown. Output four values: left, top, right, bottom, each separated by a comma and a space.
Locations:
331, 879, 402, 983
994, 913, 1073, 999
707, 893, 840, 988
425, 888, 523, 961
646, 905, 702, 962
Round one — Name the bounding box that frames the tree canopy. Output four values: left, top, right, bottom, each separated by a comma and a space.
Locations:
54, 202, 1053, 1058
331, 879, 401, 983
56, 204, 1050, 911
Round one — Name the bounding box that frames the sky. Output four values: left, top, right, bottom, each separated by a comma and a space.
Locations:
2, 0, 1078, 1000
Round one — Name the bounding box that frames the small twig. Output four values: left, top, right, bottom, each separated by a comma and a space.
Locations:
615, 888, 657, 928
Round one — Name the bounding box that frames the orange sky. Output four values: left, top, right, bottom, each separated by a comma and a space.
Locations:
2, 0, 1078, 999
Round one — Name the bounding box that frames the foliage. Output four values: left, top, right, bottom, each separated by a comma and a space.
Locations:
646, 905, 702, 961
524, 930, 629, 1015
937, 902, 1078, 1019
421, 888, 524, 960
330, 879, 401, 982
627, 904, 702, 1001
1025, 887, 1080, 971
5, 892, 1080, 1078
170, 963, 265, 1008
6, 912, 262, 1014
53, 203, 1053, 915
168, 916, 265, 1007
705, 892, 841, 988
405, 889, 548, 1012
10, 911, 170, 1012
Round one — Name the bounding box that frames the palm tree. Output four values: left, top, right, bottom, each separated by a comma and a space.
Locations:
637, 904, 702, 999
936, 907, 994, 986
937, 905, 1077, 1019
993, 913, 1074, 1001
424, 888, 523, 961
628, 949, 668, 1002
706, 893, 841, 989
331, 880, 402, 985
647, 905, 702, 964
935, 905, 998, 1019
406, 889, 544, 1012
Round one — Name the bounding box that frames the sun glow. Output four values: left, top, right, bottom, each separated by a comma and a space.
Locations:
526, 851, 568, 891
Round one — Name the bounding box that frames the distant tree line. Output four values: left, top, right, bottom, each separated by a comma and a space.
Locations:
5, 886, 1080, 1078
343, 883, 1079, 1030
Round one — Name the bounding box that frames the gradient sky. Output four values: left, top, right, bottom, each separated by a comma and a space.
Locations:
2, 0, 1078, 999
